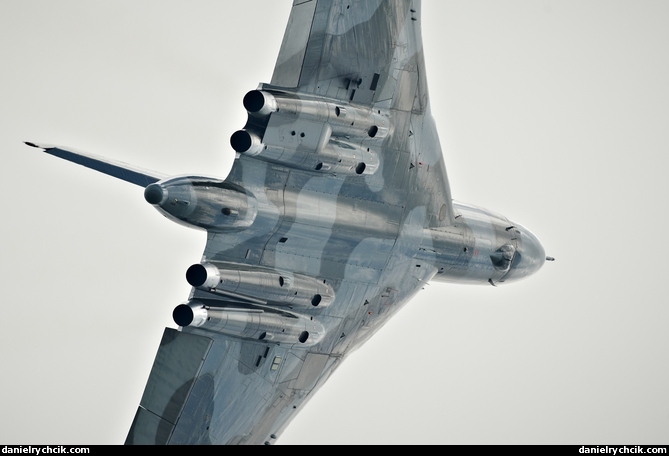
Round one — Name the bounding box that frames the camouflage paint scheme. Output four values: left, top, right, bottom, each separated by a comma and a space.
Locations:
28, 0, 547, 445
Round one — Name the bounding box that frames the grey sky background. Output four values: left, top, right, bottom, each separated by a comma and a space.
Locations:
1, 0, 668, 445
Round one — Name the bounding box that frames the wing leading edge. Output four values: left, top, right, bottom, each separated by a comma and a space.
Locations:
266, 0, 455, 228
271, 0, 429, 113
127, 0, 456, 445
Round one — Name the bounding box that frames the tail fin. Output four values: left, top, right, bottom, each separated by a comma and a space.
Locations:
25, 142, 167, 187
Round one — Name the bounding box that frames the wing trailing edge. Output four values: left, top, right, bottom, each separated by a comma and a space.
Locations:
126, 327, 337, 445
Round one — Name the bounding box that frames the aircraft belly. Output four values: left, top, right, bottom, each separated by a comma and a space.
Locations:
24, 0, 551, 446
260, 223, 394, 284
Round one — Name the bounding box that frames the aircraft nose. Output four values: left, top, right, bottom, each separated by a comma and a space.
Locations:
144, 183, 166, 205
504, 222, 546, 282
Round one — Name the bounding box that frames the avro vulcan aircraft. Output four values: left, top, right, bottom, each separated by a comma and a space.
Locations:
26, 0, 549, 445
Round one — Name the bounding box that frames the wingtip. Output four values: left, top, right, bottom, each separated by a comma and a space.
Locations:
24, 141, 40, 148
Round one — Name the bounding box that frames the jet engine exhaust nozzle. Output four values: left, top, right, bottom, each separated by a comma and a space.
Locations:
173, 302, 208, 327
172, 300, 326, 346
186, 263, 221, 289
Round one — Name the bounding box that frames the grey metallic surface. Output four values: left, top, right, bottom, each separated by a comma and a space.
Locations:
28, 0, 548, 445
186, 262, 335, 309
25, 142, 167, 187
